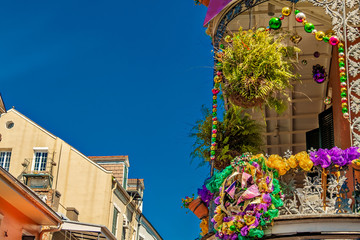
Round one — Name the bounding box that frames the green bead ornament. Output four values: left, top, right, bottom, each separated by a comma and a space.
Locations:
323, 36, 329, 43
229, 225, 236, 231
304, 23, 315, 33
215, 83, 220, 88
212, 125, 217, 129
213, 99, 217, 104
269, 17, 282, 30
294, 9, 300, 14
340, 76, 347, 82
212, 138, 216, 142
342, 107, 348, 113
338, 47, 344, 52
341, 91, 347, 98
220, 44, 225, 49
211, 150, 216, 155
339, 62, 345, 67
212, 112, 217, 117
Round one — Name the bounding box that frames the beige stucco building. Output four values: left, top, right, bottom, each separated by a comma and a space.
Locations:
0, 107, 162, 240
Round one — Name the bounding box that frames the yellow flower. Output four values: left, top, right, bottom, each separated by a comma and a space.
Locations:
244, 215, 256, 225
200, 218, 208, 236
287, 155, 298, 168
296, 151, 313, 171
215, 206, 222, 214
214, 213, 225, 223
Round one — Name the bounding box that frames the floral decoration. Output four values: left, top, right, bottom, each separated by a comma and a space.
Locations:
200, 218, 209, 236
183, 147, 360, 238
211, 153, 284, 239
181, 195, 195, 209
310, 146, 360, 168
198, 184, 214, 207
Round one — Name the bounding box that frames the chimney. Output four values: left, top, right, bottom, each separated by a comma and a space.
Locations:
66, 207, 79, 221
52, 190, 61, 212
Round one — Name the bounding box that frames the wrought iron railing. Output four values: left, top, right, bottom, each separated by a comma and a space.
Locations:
278, 166, 353, 215
22, 158, 55, 176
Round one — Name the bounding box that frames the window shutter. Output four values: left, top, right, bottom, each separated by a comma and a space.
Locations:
318, 107, 334, 149
306, 128, 320, 151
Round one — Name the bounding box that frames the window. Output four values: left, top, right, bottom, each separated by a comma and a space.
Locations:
112, 207, 119, 236
5, 121, 14, 129
33, 151, 48, 171
0, 151, 11, 171
123, 165, 128, 189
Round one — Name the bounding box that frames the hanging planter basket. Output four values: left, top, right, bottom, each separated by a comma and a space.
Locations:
188, 198, 209, 219
217, 28, 299, 113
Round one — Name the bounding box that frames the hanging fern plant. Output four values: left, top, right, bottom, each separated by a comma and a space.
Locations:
190, 106, 264, 170
217, 28, 300, 113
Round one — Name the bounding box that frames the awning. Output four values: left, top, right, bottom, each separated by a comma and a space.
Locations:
59, 221, 116, 240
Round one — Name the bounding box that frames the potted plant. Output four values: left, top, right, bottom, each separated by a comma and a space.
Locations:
217, 28, 300, 113
194, 0, 210, 6
190, 105, 264, 170
181, 195, 209, 219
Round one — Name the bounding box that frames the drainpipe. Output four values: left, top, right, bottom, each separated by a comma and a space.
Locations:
135, 213, 142, 240
39, 223, 62, 240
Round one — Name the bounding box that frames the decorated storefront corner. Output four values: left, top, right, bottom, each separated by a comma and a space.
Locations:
186, 0, 360, 239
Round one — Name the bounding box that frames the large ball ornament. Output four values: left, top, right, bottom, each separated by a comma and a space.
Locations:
315, 31, 325, 41
329, 36, 340, 46
304, 22, 315, 33
323, 36, 330, 43
282, 7, 291, 16
295, 12, 306, 23
269, 17, 282, 30
324, 97, 332, 105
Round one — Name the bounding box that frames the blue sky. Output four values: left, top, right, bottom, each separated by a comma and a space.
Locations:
0, 1, 214, 239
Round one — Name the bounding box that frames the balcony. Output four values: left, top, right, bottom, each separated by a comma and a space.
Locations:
126, 178, 144, 199
22, 158, 55, 189
198, 152, 360, 240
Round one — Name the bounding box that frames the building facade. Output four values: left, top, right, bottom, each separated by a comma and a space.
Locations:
0, 165, 62, 239
0, 107, 162, 240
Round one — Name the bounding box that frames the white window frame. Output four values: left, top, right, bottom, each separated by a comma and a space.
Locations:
112, 204, 121, 237
31, 148, 48, 171
0, 151, 11, 171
